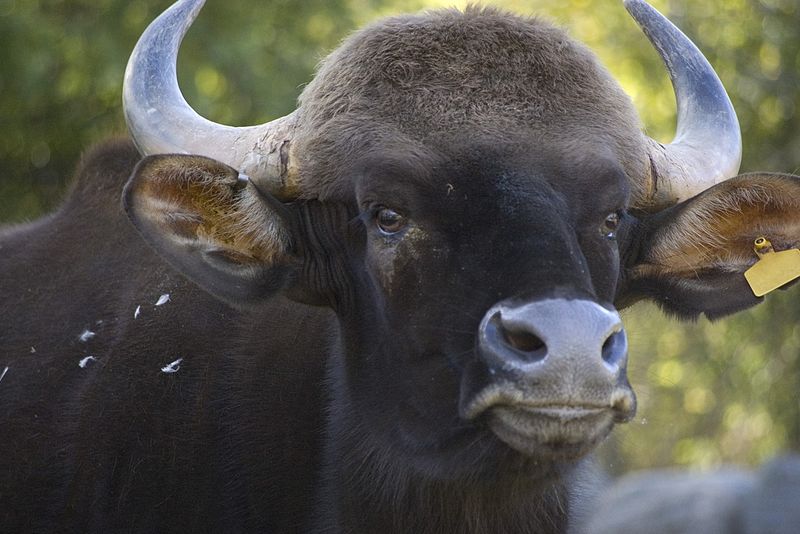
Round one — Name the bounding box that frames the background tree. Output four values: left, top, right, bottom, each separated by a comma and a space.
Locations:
1, 0, 798, 473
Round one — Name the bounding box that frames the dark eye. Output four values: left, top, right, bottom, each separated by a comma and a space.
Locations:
600, 212, 620, 239
376, 207, 407, 235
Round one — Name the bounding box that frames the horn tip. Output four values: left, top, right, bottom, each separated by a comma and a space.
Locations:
623, 0, 658, 20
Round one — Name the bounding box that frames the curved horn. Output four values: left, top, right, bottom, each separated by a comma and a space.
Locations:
123, 0, 299, 196
624, 0, 742, 209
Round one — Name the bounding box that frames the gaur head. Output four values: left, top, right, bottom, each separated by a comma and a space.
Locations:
121, 0, 800, 475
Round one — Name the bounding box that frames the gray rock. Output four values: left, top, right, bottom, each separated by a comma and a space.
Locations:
579, 454, 800, 534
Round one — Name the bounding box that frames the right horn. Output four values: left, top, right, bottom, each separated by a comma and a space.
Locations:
624, 0, 742, 209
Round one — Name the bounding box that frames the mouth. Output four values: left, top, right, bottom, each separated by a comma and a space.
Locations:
488, 403, 616, 459
461, 385, 637, 459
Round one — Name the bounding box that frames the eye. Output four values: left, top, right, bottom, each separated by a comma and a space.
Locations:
375, 207, 407, 235
600, 212, 620, 240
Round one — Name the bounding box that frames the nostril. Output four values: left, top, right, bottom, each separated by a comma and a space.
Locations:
503, 329, 545, 353
488, 312, 548, 362
601, 329, 627, 367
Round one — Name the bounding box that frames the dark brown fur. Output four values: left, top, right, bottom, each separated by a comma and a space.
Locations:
0, 140, 330, 533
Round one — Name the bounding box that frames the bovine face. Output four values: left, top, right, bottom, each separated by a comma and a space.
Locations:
274, 13, 646, 468
326, 143, 636, 472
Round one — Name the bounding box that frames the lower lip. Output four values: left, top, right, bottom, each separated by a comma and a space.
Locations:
489, 405, 614, 454
492, 405, 609, 432
513, 405, 607, 419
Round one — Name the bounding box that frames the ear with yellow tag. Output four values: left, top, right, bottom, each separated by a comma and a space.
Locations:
744, 237, 800, 297
619, 172, 800, 319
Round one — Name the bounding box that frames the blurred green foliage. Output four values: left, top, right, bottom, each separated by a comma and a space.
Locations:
0, 0, 798, 473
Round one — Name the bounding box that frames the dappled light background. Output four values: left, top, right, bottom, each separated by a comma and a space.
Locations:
1, 0, 798, 473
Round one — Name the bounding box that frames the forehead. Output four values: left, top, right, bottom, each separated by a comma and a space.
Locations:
303, 7, 635, 133
294, 6, 647, 202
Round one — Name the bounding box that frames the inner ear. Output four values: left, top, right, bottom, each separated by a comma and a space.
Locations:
641, 173, 800, 276
123, 154, 297, 306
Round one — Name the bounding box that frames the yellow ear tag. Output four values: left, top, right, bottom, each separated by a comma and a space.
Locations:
744, 237, 800, 297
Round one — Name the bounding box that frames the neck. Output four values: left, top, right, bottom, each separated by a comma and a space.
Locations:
339, 467, 569, 533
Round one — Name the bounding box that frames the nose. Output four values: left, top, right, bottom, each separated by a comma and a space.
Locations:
478, 298, 628, 386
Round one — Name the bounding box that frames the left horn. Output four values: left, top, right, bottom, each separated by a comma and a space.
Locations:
624, 0, 742, 209
123, 0, 299, 196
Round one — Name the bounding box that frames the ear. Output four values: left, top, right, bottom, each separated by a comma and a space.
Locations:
123, 154, 296, 306
618, 173, 800, 319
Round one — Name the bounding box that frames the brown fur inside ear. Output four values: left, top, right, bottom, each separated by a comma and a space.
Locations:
129, 155, 290, 265
634, 173, 800, 279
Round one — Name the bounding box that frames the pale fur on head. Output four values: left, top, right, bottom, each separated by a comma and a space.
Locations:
293, 6, 649, 204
